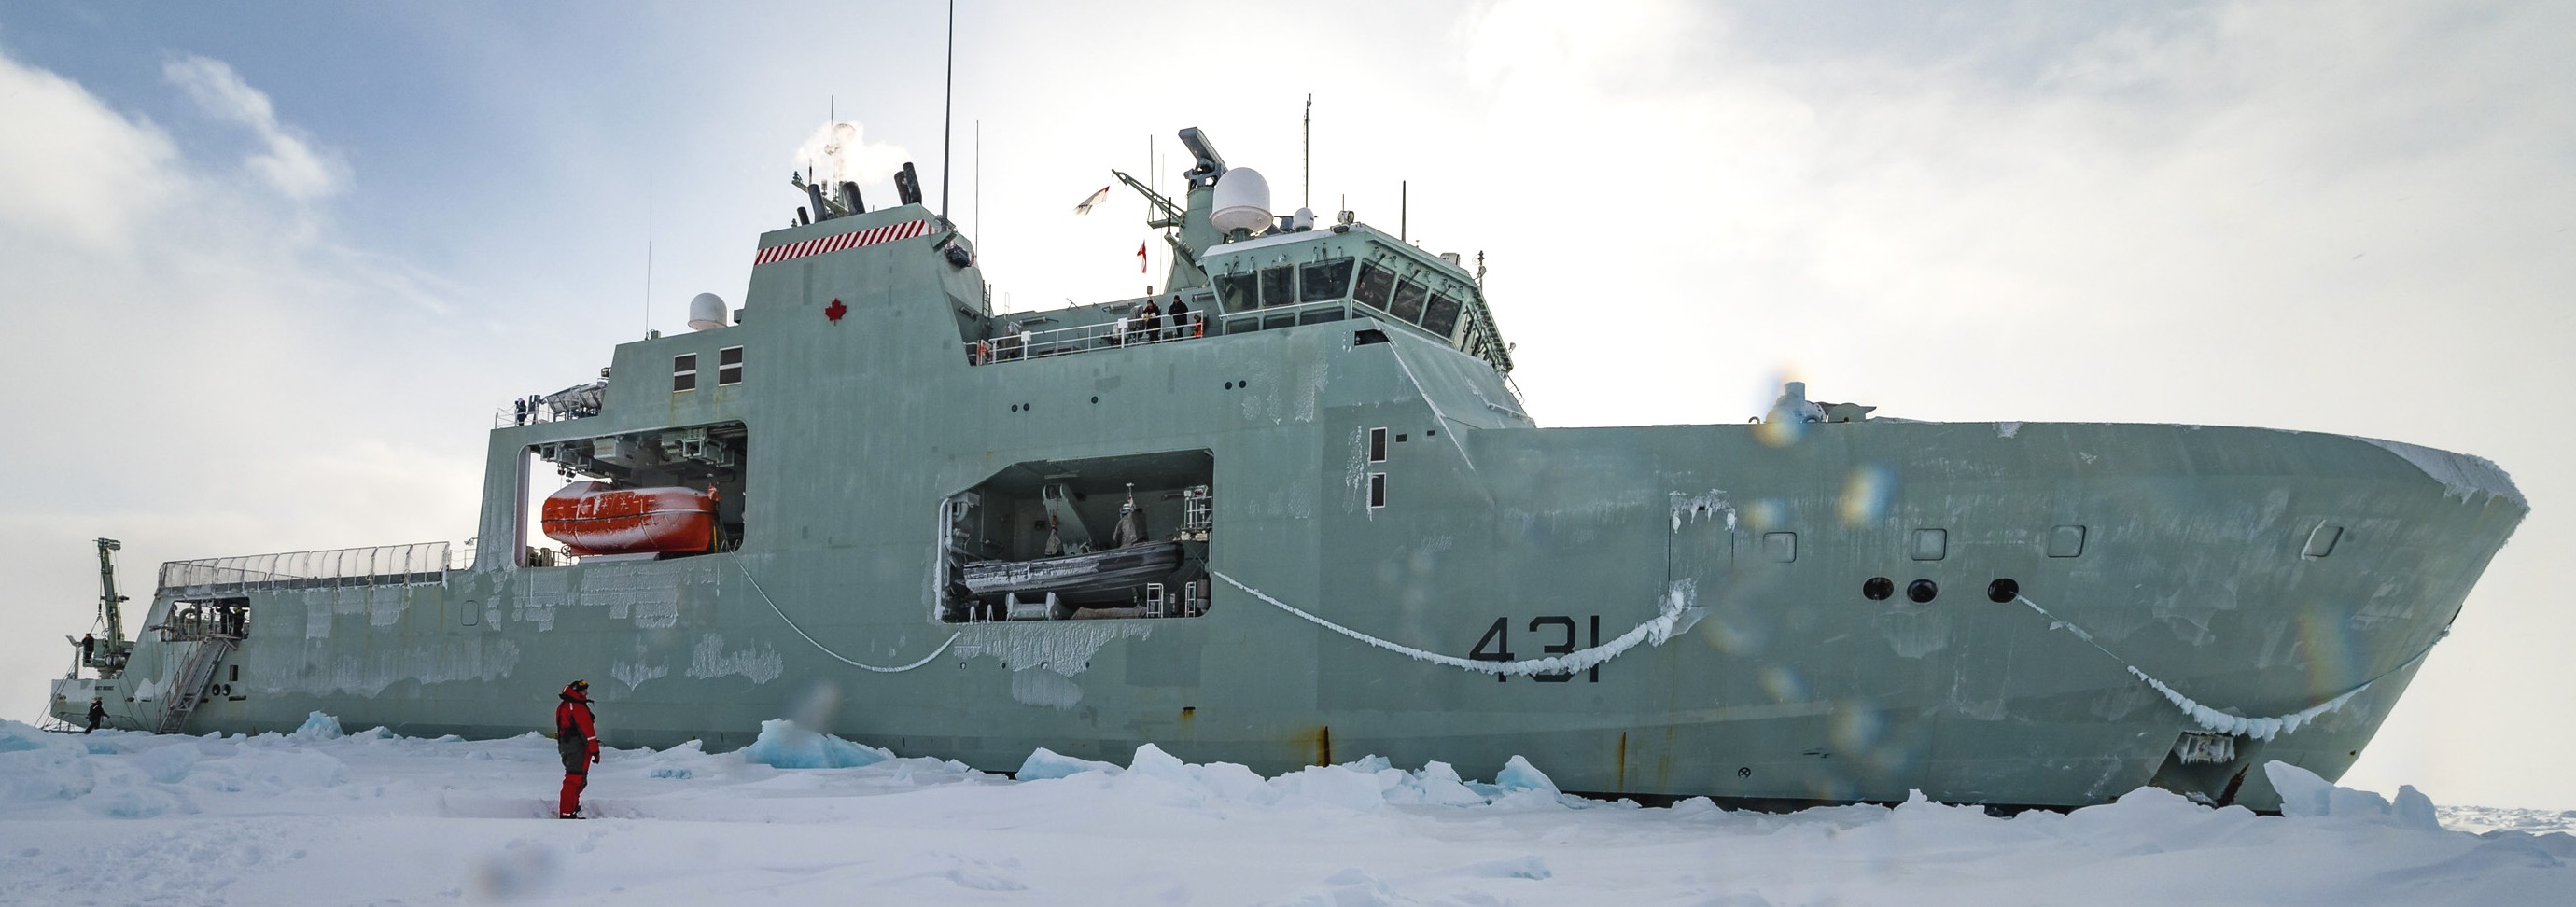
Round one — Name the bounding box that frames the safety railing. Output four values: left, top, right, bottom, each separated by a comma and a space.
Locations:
157, 541, 452, 594
492, 381, 606, 428
966, 313, 1211, 365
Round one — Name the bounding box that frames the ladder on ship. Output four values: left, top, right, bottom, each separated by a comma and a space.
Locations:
154, 635, 236, 734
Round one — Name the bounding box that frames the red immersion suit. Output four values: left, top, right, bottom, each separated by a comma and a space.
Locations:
555, 682, 599, 817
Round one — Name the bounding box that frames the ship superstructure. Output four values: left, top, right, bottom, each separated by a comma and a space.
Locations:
49, 127, 2525, 811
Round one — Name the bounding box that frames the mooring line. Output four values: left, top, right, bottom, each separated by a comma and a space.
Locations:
2012, 593, 2434, 740
1211, 570, 1700, 677
737, 562, 958, 673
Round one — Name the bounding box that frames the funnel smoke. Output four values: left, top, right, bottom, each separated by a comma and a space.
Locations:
793, 121, 909, 188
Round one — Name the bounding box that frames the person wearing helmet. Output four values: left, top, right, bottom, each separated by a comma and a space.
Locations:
554, 679, 599, 818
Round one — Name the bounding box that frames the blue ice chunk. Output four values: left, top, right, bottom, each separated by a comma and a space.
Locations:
1015, 747, 1123, 780
1493, 755, 1560, 795
292, 711, 343, 740
738, 719, 889, 769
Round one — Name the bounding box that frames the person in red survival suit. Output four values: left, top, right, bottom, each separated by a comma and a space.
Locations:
555, 679, 599, 818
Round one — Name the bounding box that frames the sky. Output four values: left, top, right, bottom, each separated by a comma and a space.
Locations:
1, 1, 2569, 807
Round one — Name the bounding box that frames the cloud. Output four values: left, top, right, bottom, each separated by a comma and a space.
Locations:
1449, 0, 2573, 425
0, 51, 181, 248
162, 53, 347, 200
0, 49, 479, 721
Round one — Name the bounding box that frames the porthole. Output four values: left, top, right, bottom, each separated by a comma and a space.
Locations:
1090, 396, 1099, 404
1861, 577, 1894, 601
1224, 382, 1234, 389
1986, 579, 2020, 603
1906, 579, 1939, 604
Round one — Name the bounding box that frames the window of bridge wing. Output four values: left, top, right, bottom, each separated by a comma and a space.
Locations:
672, 354, 697, 393
1389, 278, 1428, 324
1353, 262, 1395, 310
1258, 266, 1296, 307
1216, 272, 1258, 313
1422, 291, 1463, 340
1299, 258, 1353, 303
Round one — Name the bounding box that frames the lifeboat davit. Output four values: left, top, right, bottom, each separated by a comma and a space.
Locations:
540, 481, 717, 556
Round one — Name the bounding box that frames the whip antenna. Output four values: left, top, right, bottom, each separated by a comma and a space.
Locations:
941, 0, 955, 219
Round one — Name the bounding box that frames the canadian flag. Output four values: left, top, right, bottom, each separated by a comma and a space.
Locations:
1137, 241, 1148, 272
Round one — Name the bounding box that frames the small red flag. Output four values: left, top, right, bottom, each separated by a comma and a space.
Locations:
1137, 241, 1149, 273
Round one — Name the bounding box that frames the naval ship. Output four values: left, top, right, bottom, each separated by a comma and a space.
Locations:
49, 127, 2525, 811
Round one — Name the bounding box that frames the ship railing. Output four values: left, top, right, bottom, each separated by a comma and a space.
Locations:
156, 541, 452, 594
491, 399, 589, 428
966, 312, 1211, 365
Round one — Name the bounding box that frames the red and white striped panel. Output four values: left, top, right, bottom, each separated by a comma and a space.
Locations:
752, 218, 935, 265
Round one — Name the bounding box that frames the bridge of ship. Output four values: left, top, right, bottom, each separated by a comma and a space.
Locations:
965, 222, 1513, 373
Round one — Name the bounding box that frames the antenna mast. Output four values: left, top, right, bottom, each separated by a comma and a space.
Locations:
1303, 93, 1312, 208
973, 120, 982, 248
940, 0, 956, 220
644, 174, 654, 335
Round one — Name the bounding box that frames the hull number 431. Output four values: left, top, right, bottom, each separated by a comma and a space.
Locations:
1470, 616, 1603, 682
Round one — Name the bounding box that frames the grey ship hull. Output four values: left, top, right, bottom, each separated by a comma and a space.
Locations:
50, 188, 2524, 812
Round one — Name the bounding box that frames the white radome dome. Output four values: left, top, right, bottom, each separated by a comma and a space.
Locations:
1210, 168, 1272, 235
688, 292, 728, 330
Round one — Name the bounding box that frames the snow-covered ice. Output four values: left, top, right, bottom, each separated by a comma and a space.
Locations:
1, 718, 2568, 904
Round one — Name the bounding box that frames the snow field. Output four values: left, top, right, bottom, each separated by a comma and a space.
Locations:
1, 716, 2569, 905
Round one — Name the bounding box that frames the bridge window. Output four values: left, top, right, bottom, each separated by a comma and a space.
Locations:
1300, 258, 1353, 302
672, 354, 697, 392
1216, 272, 1257, 312
1422, 293, 1463, 338
1390, 280, 1428, 323
718, 346, 743, 385
1259, 266, 1295, 307
1354, 263, 1395, 309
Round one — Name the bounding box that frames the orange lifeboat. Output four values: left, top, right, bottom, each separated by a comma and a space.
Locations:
539, 481, 718, 556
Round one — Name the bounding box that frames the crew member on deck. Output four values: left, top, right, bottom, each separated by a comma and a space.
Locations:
85, 697, 105, 733
78, 633, 95, 667
555, 679, 600, 818
1167, 297, 1191, 340
1139, 299, 1162, 342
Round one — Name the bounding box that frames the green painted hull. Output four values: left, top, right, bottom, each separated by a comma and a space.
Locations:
52, 188, 2523, 812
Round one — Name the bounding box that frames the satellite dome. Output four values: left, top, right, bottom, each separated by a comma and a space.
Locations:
1210, 168, 1272, 236
688, 293, 729, 331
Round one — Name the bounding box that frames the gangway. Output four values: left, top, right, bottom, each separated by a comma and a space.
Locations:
153, 635, 237, 734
